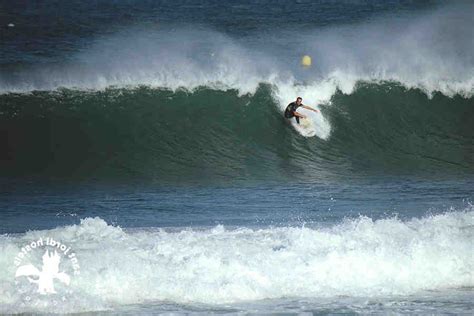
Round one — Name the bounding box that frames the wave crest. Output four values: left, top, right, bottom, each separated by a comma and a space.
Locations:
1, 2, 473, 98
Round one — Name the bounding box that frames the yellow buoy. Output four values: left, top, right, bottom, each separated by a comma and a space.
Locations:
301, 55, 312, 67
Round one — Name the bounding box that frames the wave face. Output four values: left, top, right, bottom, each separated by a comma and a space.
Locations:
0, 84, 472, 181
0, 210, 472, 313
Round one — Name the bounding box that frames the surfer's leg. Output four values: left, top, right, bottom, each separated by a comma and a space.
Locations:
295, 116, 300, 124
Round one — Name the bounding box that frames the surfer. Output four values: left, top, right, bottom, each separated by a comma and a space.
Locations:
284, 97, 319, 124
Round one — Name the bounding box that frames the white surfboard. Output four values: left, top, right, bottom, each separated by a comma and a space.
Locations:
292, 117, 317, 137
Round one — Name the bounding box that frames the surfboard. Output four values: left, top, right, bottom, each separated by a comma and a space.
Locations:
293, 117, 317, 137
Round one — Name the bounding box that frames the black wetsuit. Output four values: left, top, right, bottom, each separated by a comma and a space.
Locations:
284, 101, 302, 124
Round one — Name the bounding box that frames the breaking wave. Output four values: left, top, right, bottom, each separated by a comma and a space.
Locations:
1, 1, 473, 181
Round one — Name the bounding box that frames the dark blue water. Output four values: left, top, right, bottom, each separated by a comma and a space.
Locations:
1, 1, 473, 314
1, 177, 472, 234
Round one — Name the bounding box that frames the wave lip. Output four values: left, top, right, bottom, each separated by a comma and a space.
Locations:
0, 209, 472, 313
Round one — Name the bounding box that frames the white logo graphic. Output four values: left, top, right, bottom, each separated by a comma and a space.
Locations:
14, 237, 80, 298
16, 250, 71, 294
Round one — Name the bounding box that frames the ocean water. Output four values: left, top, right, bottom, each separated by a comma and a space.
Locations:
0, 0, 473, 314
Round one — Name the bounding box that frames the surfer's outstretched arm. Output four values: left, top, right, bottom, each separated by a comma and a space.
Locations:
302, 105, 319, 113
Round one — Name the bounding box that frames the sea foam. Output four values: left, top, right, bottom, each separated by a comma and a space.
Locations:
0, 209, 472, 314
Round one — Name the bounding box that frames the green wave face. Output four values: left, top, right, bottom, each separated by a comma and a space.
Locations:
1, 83, 473, 182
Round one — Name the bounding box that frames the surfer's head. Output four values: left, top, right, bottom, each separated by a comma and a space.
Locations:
296, 97, 302, 105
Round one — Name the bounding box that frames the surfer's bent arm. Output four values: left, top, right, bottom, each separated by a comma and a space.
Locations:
302, 105, 319, 113
293, 111, 305, 118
